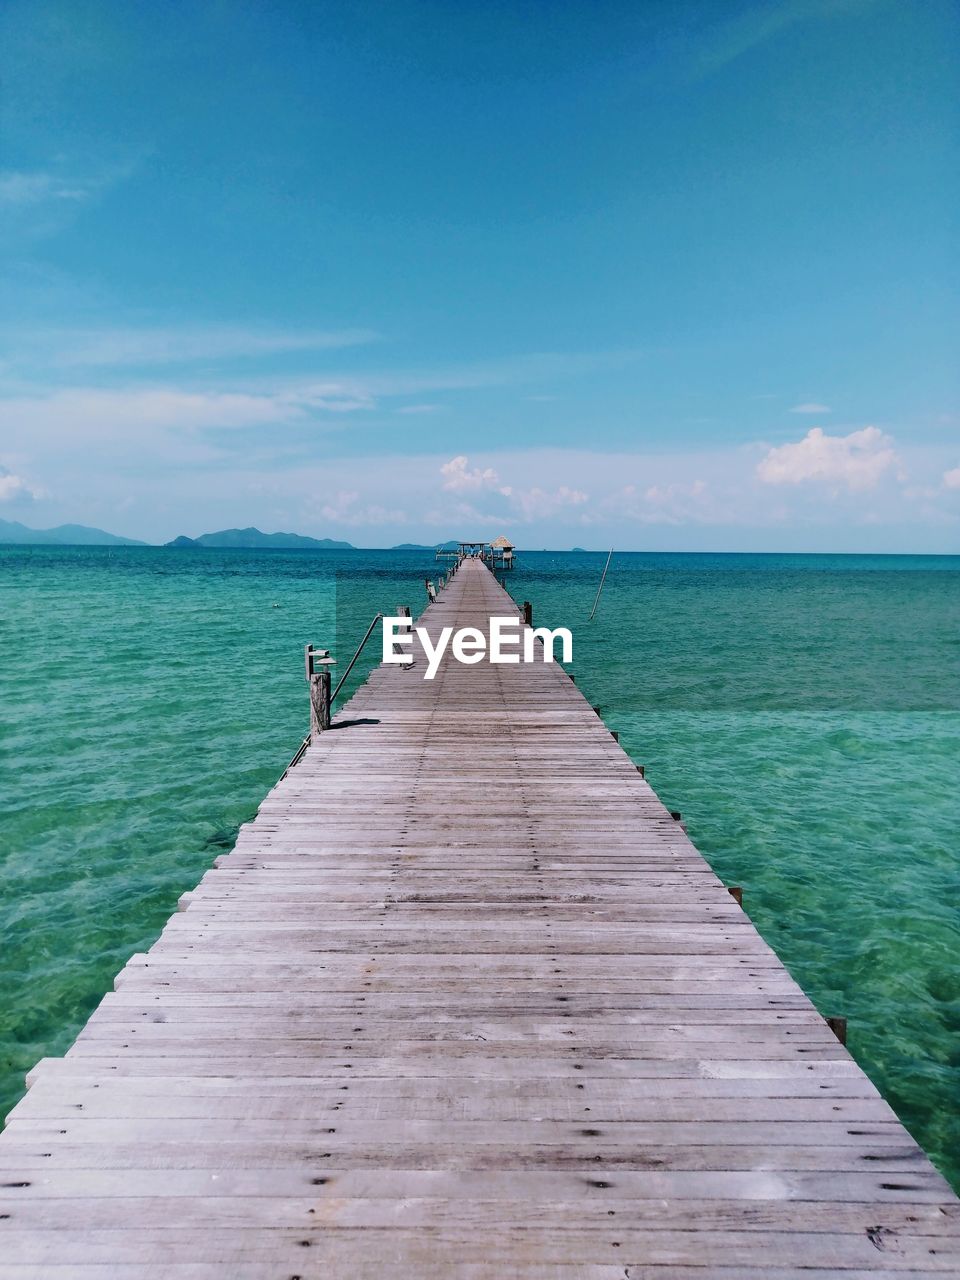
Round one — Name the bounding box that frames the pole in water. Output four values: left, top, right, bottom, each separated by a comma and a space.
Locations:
589, 549, 613, 621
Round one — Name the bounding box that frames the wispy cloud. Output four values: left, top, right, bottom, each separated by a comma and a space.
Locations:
695, 0, 873, 76
0, 343, 636, 459
944, 467, 960, 491
397, 403, 442, 415
0, 383, 372, 448
350, 347, 644, 399
0, 171, 91, 205
757, 426, 899, 492
790, 402, 832, 414
11, 325, 379, 370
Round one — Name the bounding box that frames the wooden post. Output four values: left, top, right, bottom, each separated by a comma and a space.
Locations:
611, 730, 619, 743
309, 671, 331, 740
523, 601, 533, 626
305, 645, 335, 741
727, 885, 743, 906
826, 1016, 847, 1046
397, 606, 413, 668
636, 764, 645, 777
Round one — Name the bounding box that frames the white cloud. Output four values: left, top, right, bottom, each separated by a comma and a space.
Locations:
645, 479, 707, 504
318, 489, 408, 527
0, 468, 44, 502
944, 467, 960, 491
790, 402, 832, 414
440, 455, 511, 496
756, 426, 899, 493
397, 403, 441, 415
438, 454, 591, 523
599, 477, 716, 526
15, 436, 960, 547
513, 484, 589, 522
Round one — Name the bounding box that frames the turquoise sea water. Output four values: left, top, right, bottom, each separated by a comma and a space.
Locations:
1, 546, 958, 1187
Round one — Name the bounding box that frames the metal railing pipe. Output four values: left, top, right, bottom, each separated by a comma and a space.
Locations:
332, 612, 383, 703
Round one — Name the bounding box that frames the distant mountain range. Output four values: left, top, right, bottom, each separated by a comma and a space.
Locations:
0, 521, 498, 552
165, 526, 354, 549
0, 519, 146, 546
391, 541, 459, 551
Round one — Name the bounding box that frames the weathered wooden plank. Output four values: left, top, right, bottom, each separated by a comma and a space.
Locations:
0, 1166, 952, 1203
1, 1225, 958, 1269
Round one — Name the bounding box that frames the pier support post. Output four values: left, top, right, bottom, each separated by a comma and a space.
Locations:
826, 1015, 848, 1046
305, 645, 336, 741
310, 671, 331, 739
523, 601, 533, 625
397, 606, 413, 668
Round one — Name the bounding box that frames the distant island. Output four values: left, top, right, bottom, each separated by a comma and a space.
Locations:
0, 522, 511, 553
0, 519, 146, 547
165, 527, 354, 550
391, 540, 459, 551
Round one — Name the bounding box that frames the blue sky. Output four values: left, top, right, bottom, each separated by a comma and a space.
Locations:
1, 0, 958, 549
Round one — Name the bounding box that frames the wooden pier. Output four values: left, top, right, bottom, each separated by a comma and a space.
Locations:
1, 557, 958, 1276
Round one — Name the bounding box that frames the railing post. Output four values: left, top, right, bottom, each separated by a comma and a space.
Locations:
310, 671, 331, 739
523, 601, 533, 626
305, 645, 336, 741
396, 606, 413, 668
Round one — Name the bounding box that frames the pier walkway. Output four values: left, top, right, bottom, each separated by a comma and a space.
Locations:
1, 558, 958, 1276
